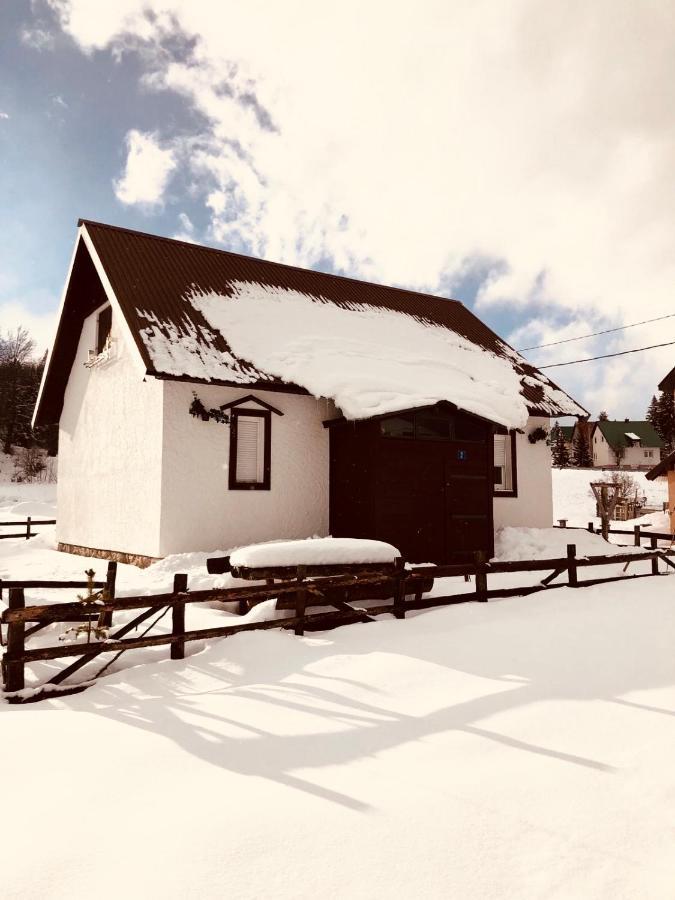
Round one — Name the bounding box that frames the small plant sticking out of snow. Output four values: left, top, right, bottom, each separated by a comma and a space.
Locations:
59, 569, 109, 644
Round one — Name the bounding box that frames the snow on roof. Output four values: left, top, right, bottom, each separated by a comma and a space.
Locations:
624, 432, 641, 441
229, 537, 400, 568
192, 283, 557, 429
34, 221, 588, 427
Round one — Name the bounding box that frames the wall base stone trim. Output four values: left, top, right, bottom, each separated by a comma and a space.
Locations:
57, 542, 160, 569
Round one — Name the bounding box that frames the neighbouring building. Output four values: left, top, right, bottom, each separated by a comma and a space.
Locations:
590, 420, 663, 469
33, 220, 586, 566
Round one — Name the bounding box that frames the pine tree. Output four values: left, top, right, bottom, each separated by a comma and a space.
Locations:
646, 394, 658, 425
550, 421, 570, 467
656, 390, 675, 455
572, 430, 592, 467
613, 437, 626, 467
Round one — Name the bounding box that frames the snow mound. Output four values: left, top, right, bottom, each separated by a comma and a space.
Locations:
230, 537, 400, 568
0, 481, 57, 508
6, 500, 56, 518
191, 283, 577, 428
493, 527, 644, 561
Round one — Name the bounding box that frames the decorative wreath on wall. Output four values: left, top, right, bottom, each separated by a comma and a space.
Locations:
189, 393, 230, 425
528, 425, 549, 444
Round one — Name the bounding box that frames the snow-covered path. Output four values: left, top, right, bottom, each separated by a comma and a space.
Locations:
3, 577, 675, 899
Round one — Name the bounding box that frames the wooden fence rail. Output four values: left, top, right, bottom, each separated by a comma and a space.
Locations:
0, 518, 56, 541
1, 545, 670, 702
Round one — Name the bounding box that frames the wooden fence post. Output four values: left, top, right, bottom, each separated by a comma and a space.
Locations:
474, 551, 488, 601
99, 561, 117, 628
25, 517, 31, 541
171, 573, 188, 660
567, 544, 578, 587
294, 565, 306, 636
392, 557, 406, 619
3, 588, 25, 692
650, 535, 659, 576
634, 525, 641, 547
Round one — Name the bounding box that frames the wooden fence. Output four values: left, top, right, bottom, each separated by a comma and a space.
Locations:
556, 520, 674, 548
2, 543, 672, 703
0, 518, 56, 541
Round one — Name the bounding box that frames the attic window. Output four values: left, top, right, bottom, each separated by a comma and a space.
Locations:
494, 432, 517, 496
229, 409, 271, 490
96, 305, 112, 354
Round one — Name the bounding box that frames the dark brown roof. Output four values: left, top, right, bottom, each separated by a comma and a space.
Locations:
34, 220, 587, 426
658, 365, 675, 392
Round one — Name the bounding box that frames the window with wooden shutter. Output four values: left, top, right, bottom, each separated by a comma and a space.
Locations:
229, 409, 271, 490
493, 431, 517, 496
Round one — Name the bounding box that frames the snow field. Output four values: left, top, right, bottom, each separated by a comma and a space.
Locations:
2, 576, 675, 899
551, 467, 668, 527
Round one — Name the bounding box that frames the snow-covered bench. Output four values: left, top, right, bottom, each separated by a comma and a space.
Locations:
206, 538, 435, 619
207, 537, 403, 580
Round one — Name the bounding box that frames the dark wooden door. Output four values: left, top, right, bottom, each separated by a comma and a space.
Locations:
445, 466, 493, 561
374, 442, 446, 563
329, 407, 494, 564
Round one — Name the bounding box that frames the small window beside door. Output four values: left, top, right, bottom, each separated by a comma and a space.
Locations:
494, 432, 517, 497
229, 409, 271, 490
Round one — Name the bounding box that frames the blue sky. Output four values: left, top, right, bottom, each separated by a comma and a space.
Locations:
2, 0, 674, 420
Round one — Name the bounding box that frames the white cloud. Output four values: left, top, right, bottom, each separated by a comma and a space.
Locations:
20, 26, 56, 51
114, 129, 177, 207
0, 112, 9, 120
49, 0, 675, 416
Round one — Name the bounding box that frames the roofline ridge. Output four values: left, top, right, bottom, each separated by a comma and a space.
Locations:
78, 218, 464, 309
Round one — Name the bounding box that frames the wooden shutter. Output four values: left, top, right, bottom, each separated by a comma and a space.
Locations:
235, 415, 265, 483
493, 434, 512, 491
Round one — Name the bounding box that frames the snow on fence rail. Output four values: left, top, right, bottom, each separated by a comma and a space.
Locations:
0, 517, 56, 540
2, 547, 673, 704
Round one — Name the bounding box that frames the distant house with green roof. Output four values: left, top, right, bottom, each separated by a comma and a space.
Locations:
591, 420, 663, 468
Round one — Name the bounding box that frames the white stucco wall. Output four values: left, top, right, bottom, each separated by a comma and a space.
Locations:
493, 417, 553, 530
57, 303, 164, 557
158, 382, 335, 556
592, 428, 614, 466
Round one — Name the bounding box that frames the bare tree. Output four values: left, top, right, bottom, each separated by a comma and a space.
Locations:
0, 326, 37, 454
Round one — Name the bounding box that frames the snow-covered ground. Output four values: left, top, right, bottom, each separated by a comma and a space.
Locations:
2, 475, 675, 897
3, 566, 674, 898
552, 467, 668, 529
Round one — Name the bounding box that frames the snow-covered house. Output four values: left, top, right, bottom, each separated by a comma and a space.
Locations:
33, 221, 586, 566
590, 420, 663, 469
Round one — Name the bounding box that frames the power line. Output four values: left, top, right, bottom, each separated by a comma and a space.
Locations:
517, 312, 675, 352
540, 339, 675, 369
